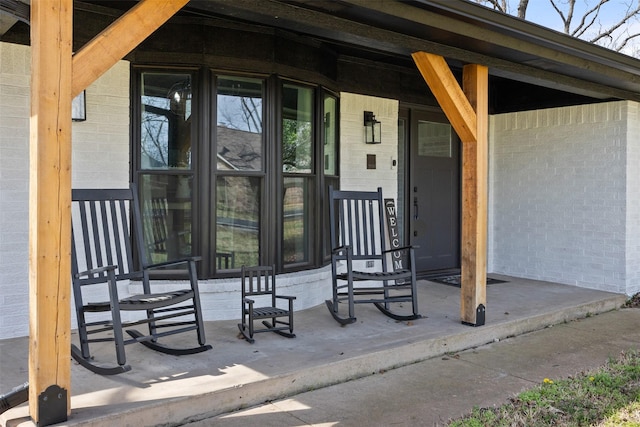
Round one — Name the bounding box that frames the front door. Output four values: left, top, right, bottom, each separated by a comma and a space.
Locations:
409, 111, 460, 272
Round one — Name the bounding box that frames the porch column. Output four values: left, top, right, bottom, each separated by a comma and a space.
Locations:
461, 64, 488, 326
412, 52, 488, 326
29, 0, 73, 424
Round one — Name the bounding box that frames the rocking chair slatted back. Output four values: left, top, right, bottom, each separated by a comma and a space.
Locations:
331, 188, 386, 261
72, 188, 142, 285
243, 265, 273, 296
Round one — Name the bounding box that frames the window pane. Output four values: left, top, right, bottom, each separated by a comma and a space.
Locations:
283, 177, 309, 264
324, 177, 339, 259
139, 174, 193, 264
217, 76, 263, 171
282, 84, 313, 173
418, 120, 452, 158
323, 95, 337, 176
216, 176, 261, 270
140, 73, 192, 170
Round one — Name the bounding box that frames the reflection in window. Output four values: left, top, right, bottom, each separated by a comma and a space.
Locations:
418, 120, 452, 158
139, 174, 193, 265
216, 176, 261, 270
217, 76, 264, 171
282, 84, 313, 173
135, 69, 338, 276
141, 73, 192, 170
283, 177, 309, 264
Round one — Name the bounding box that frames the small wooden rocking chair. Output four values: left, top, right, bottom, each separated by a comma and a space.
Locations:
326, 186, 421, 324
238, 265, 296, 343
71, 185, 211, 375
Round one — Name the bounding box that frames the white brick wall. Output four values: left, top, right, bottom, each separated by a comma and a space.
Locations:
72, 60, 130, 188
0, 43, 32, 339
5, 39, 635, 340
489, 101, 637, 294
0, 45, 360, 338
339, 93, 399, 200
0, 42, 131, 339
625, 101, 640, 295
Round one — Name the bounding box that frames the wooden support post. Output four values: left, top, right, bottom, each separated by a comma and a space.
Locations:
25, 0, 188, 424
461, 64, 488, 326
412, 52, 488, 326
29, 0, 73, 424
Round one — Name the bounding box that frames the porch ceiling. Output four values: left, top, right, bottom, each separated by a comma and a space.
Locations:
178, 0, 640, 103
3, 0, 640, 105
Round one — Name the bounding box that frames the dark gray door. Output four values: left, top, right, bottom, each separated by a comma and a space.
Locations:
410, 111, 460, 272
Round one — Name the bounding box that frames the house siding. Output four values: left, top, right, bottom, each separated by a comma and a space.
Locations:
489, 101, 639, 295
0, 43, 30, 339
0, 44, 401, 338
0, 42, 130, 338
625, 102, 640, 296
2, 38, 637, 340
339, 93, 399, 200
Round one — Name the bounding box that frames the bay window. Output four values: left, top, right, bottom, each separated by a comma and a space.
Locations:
134, 68, 338, 278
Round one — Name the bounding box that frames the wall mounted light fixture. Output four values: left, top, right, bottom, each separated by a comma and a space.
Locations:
364, 111, 381, 144
72, 90, 86, 122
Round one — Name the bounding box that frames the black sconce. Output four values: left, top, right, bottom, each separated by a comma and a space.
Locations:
364, 111, 381, 144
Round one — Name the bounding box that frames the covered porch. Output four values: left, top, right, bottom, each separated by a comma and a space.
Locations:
0, 276, 626, 426
2, 0, 640, 424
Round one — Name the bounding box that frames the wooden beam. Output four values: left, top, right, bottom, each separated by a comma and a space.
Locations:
71, 0, 189, 96
411, 51, 477, 143
29, 0, 73, 423
412, 51, 488, 326
27, 1, 187, 424
460, 64, 489, 326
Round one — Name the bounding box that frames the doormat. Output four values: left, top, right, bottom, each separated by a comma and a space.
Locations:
429, 275, 507, 287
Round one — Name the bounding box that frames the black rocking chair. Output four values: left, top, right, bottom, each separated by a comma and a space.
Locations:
71, 185, 211, 375
326, 186, 421, 324
238, 265, 296, 343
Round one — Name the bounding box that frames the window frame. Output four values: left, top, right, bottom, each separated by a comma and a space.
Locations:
132, 66, 339, 278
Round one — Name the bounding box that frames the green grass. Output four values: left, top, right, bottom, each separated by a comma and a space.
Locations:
448, 349, 640, 427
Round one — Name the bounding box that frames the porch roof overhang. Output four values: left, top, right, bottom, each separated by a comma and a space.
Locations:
176, 0, 640, 103
3, 0, 640, 104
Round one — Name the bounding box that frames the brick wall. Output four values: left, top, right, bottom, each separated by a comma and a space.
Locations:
0, 43, 352, 338
0, 42, 130, 338
489, 101, 636, 294
0, 43, 30, 339
339, 93, 399, 200
625, 102, 640, 296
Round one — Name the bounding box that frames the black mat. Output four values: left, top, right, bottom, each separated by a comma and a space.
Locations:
429, 275, 508, 287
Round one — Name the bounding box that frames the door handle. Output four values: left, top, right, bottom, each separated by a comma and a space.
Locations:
413, 197, 418, 220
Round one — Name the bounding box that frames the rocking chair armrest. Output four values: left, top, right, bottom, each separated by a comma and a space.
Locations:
243, 297, 255, 305
381, 245, 414, 255
275, 295, 296, 301
74, 265, 118, 279
331, 245, 353, 259
145, 256, 203, 271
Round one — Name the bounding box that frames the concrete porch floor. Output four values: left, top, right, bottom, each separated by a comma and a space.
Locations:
0, 275, 628, 426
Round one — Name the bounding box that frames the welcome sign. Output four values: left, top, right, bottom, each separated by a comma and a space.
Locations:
384, 198, 405, 271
